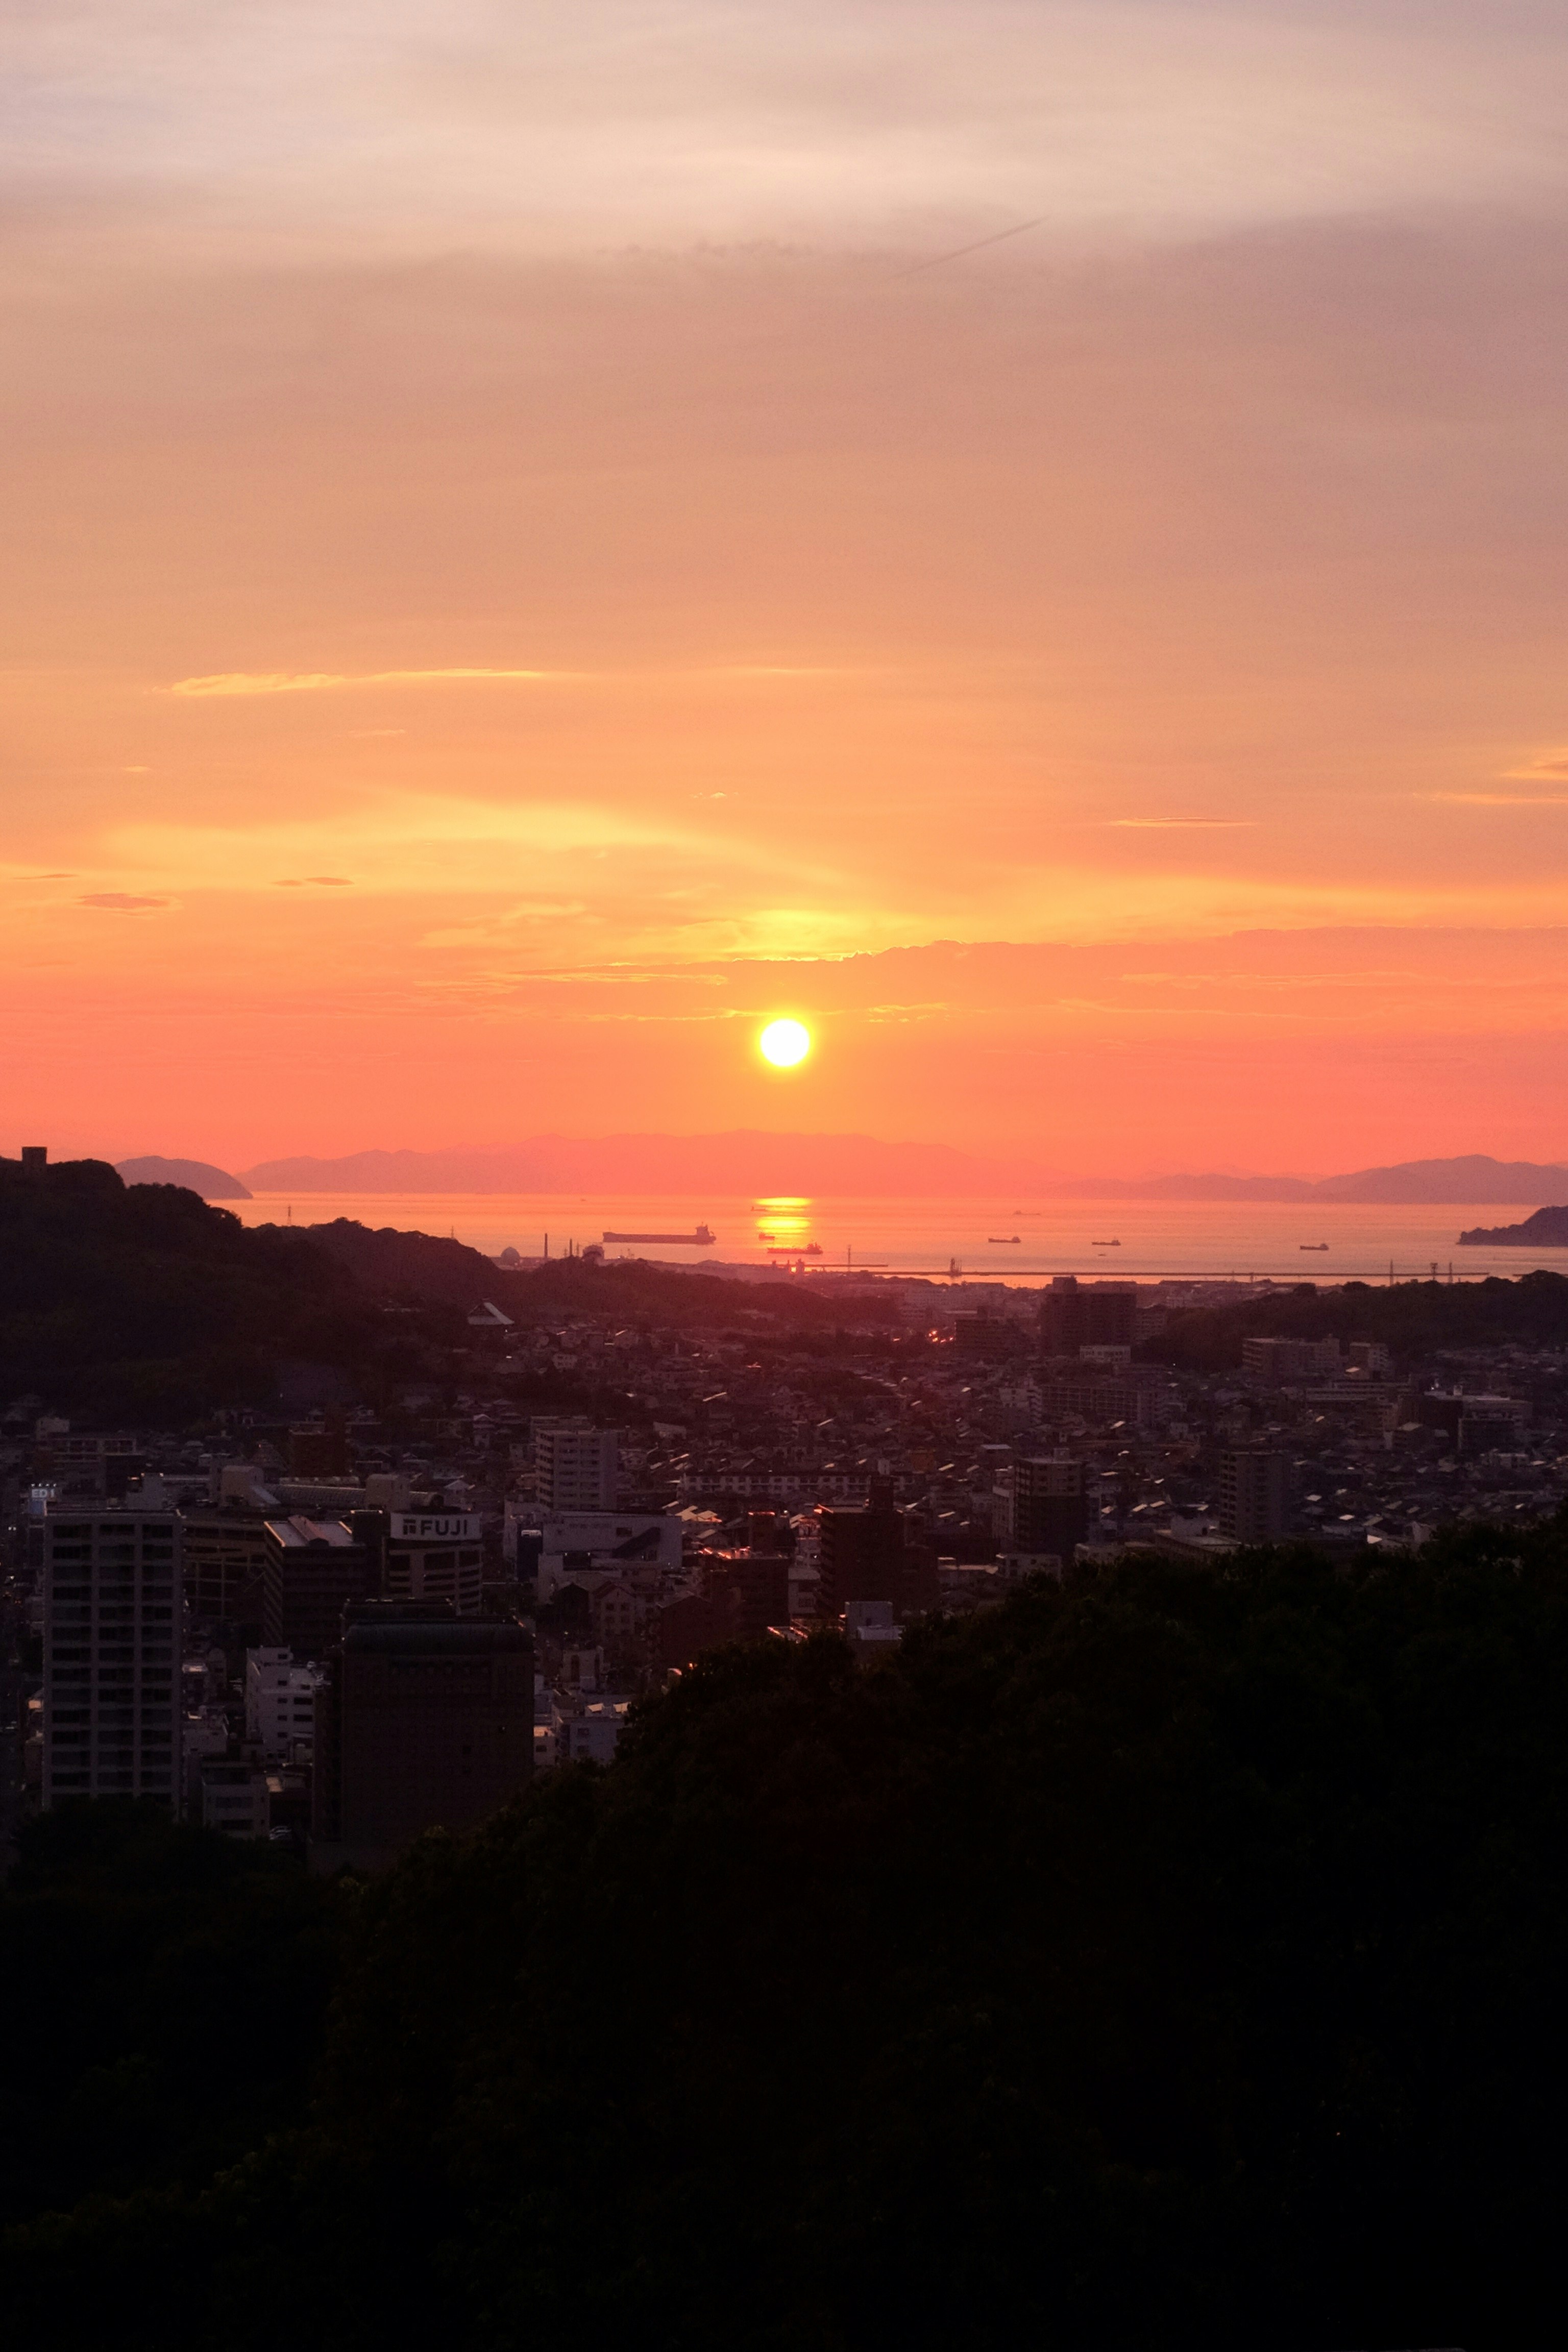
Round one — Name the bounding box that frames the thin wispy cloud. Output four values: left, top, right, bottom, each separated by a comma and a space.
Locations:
78, 892, 173, 912
170, 668, 573, 698
169, 666, 848, 698
1431, 792, 1568, 808
1106, 818, 1256, 829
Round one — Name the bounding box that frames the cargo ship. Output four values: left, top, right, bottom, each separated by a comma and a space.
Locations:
767, 1240, 822, 1257
603, 1224, 715, 1246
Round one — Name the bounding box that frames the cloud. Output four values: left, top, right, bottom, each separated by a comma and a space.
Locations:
169, 666, 850, 698
78, 892, 173, 912
7, 0, 1566, 268
170, 668, 571, 698
1430, 793, 1568, 807
273, 876, 355, 887
1106, 818, 1257, 829
105, 791, 840, 900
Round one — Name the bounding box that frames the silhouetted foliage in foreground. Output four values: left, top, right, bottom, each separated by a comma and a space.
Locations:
8, 1527, 1568, 2348
0, 1802, 337, 2227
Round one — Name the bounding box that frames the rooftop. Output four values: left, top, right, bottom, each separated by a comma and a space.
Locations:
344, 1619, 529, 1654
264, 1514, 356, 1549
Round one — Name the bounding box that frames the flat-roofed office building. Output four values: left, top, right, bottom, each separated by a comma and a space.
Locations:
180, 1505, 271, 1639
386, 1505, 484, 1615
1039, 1277, 1138, 1357
311, 1606, 532, 1873
42, 1492, 182, 1810
1002, 1456, 1090, 1558
262, 1513, 384, 1654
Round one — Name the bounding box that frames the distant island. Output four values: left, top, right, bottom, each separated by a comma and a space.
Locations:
1458, 1205, 1568, 1246
116, 1155, 252, 1200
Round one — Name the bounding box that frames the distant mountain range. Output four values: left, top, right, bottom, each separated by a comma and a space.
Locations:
237, 1135, 1016, 1197
1110, 1155, 1568, 1206
152, 1140, 1568, 1206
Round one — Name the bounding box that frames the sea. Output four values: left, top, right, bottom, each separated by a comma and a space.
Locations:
228, 1194, 1566, 1287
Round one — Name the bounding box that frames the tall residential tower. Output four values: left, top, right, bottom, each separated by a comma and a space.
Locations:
42, 1488, 182, 1810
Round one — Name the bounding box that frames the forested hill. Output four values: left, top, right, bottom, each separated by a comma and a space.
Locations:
0, 1161, 896, 1421
5, 1530, 1567, 2347
296, 1215, 507, 1306
1458, 1205, 1568, 1247
1146, 1266, 1568, 1370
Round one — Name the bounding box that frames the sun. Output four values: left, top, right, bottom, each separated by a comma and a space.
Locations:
759, 1017, 812, 1068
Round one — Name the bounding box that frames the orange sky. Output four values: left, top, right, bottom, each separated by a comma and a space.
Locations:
6, 2, 1568, 1176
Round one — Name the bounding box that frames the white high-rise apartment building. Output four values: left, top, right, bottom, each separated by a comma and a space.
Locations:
42, 1491, 183, 1810
534, 1424, 619, 1513
1217, 1450, 1290, 1546
245, 1646, 327, 1758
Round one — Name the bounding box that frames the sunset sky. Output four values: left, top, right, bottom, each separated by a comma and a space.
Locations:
7, 1, 1568, 1175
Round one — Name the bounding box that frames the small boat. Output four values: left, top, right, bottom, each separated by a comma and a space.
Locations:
1300, 1243, 1329, 1252
1092, 1238, 1121, 1247
603, 1223, 716, 1245
988, 1235, 1021, 1244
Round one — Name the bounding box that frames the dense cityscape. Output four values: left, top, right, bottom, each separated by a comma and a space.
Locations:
7, 1148, 1568, 1866
4, 1166, 1567, 2343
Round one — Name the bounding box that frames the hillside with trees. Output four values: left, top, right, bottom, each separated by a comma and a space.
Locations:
1145, 1266, 1568, 1371
0, 1159, 898, 1423
5, 1527, 1565, 2349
